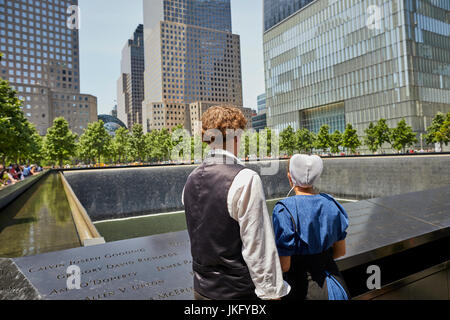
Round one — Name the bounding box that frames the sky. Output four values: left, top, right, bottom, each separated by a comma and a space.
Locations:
78, 0, 265, 115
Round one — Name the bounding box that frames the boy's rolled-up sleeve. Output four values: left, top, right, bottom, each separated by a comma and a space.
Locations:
228, 169, 291, 300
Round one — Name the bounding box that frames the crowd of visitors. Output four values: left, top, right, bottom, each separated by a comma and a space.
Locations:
0, 164, 43, 189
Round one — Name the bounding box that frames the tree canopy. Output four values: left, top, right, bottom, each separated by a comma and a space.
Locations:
329, 130, 343, 154
425, 112, 450, 151
342, 123, 361, 154
315, 124, 331, 153
280, 125, 297, 156
44, 117, 78, 167
296, 128, 316, 154
390, 119, 418, 153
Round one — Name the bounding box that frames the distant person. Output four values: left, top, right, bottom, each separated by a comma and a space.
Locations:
272, 154, 350, 300
183, 106, 290, 300
22, 165, 33, 178
4, 167, 18, 185
0, 165, 8, 186
9, 164, 19, 180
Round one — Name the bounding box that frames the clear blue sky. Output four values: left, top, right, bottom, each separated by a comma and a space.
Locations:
78, 0, 265, 115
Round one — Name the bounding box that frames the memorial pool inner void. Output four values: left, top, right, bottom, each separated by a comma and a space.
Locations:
94, 199, 351, 242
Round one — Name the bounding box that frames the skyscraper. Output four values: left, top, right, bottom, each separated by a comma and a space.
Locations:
263, 0, 450, 139
117, 24, 145, 130
0, 0, 98, 136
142, 0, 243, 132
253, 93, 267, 131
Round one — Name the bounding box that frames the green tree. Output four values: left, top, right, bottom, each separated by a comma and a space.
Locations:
425, 112, 449, 151
0, 78, 31, 165
280, 125, 296, 156
44, 117, 78, 167
329, 130, 342, 154
0, 51, 43, 165
146, 128, 173, 162
190, 134, 208, 162
145, 130, 158, 162
111, 127, 130, 163
170, 124, 189, 162
374, 119, 391, 153
441, 113, 450, 148
315, 124, 331, 154
77, 120, 112, 164
364, 122, 379, 153
342, 123, 361, 154
296, 128, 316, 154
22, 125, 44, 165
390, 119, 418, 153
257, 128, 274, 158
158, 128, 173, 161
129, 124, 147, 162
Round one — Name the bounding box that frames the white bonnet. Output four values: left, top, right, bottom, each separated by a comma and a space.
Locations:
289, 154, 323, 188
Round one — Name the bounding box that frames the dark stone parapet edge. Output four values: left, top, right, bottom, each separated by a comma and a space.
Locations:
0, 170, 51, 211
337, 225, 450, 272
0, 258, 41, 300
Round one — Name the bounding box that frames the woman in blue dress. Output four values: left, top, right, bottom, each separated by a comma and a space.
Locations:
273, 154, 350, 300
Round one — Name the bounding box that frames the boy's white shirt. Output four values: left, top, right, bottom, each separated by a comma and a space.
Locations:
182, 149, 291, 300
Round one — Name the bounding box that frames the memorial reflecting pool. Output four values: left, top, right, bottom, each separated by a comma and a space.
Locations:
0, 174, 80, 258
0, 172, 351, 257
94, 199, 351, 242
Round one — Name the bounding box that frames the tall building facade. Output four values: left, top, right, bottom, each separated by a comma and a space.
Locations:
263, 0, 450, 138
257, 93, 267, 113
117, 24, 145, 130
253, 93, 267, 131
0, 0, 97, 136
142, 0, 243, 132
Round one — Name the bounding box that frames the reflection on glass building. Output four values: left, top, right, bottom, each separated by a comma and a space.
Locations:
257, 93, 267, 113
253, 93, 268, 131
142, 0, 243, 132
98, 114, 127, 136
264, 0, 315, 31
263, 0, 450, 137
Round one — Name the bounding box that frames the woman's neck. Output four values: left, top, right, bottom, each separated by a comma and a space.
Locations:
293, 186, 316, 196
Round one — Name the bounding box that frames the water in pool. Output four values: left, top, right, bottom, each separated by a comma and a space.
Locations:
95, 199, 351, 242
0, 174, 80, 258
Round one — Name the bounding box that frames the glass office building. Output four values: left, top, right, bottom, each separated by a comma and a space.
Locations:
253, 93, 268, 131
257, 93, 267, 113
0, 0, 97, 135
117, 24, 145, 130
143, 0, 243, 132
164, 0, 232, 32
263, 0, 450, 137
264, 0, 315, 31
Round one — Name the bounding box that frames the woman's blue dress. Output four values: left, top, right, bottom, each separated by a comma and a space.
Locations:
273, 194, 350, 300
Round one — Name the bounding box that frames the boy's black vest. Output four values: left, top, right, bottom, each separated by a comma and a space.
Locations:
183, 154, 257, 300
